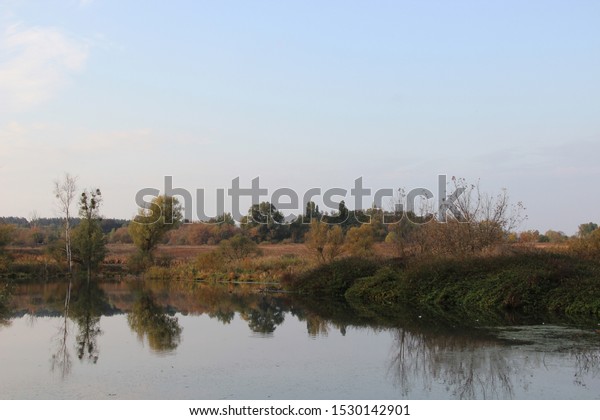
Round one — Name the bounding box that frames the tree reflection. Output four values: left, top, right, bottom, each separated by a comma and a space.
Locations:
51, 277, 110, 377
8, 278, 598, 397
128, 291, 182, 352
69, 281, 109, 363
389, 329, 518, 399
51, 280, 73, 378
0, 282, 11, 327
240, 296, 285, 334
208, 308, 235, 325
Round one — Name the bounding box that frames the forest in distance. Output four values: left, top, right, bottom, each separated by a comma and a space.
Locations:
1, 173, 600, 321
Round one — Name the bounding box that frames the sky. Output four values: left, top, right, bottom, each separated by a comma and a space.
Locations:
0, 0, 598, 234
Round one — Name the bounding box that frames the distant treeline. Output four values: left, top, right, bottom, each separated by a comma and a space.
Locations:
0, 217, 128, 234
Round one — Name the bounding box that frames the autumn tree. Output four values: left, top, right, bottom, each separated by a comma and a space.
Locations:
304, 220, 345, 263
344, 223, 375, 257
570, 228, 600, 258
218, 233, 261, 262
0, 223, 14, 272
420, 178, 525, 256
0, 223, 13, 253
385, 216, 420, 258
519, 230, 540, 244
542, 230, 568, 244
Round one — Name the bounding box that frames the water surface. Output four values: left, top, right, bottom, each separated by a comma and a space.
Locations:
0, 280, 599, 399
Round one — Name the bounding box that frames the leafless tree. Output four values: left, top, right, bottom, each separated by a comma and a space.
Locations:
54, 173, 78, 273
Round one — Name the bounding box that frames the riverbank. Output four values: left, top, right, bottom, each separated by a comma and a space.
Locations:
4, 243, 600, 318
283, 250, 600, 317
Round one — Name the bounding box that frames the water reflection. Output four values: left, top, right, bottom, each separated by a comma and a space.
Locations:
3, 280, 600, 398
0, 282, 11, 327
127, 289, 182, 353
50, 278, 110, 376
239, 296, 285, 334
574, 348, 600, 387
70, 281, 109, 363
50, 279, 73, 378
389, 329, 516, 398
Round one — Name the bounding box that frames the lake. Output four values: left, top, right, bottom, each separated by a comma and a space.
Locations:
1, 279, 599, 399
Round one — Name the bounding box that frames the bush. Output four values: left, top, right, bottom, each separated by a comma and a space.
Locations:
345, 251, 600, 316
195, 250, 225, 271
283, 257, 379, 295
218, 234, 261, 261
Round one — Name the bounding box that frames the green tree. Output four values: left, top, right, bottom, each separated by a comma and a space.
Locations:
302, 201, 321, 223
243, 201, 287, 242
578, 222, 598, 238
72, 189, 106, 280
323, 200, 350, 226
128, 195, 183, 265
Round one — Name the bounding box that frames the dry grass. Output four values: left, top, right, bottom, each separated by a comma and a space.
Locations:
106, 243, 314, 262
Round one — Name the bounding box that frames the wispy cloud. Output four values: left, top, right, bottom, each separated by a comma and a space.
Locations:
0, 23, 89, 111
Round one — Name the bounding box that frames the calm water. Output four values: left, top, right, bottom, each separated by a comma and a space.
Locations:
0, 280, 599, 399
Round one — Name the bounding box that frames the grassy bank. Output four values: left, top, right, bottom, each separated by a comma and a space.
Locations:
285, 251, 600, 317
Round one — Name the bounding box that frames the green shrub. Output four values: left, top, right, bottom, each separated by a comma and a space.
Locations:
283, 257, 379, 295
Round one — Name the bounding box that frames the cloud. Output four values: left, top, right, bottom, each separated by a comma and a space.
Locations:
0, 23, 89, 111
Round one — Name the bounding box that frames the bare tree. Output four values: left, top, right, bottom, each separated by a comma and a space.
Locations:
54, 173, 78, 273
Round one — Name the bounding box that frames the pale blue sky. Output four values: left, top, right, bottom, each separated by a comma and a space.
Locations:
0, 0, 598, 234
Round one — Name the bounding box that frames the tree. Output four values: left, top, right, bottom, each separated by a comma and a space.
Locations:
385, 216, 419, 258
302, 201, 321, 223
129, 195, 183, 264
218, 233, 261, 262
304, 220, 345, 263
242, 201, 287, 242
72, 188, 106, 281
325, 225, 344, 262
519, 230, 540, 243
418, 178, 525, 256
344, 224, 375, 257
0, 223, 13, 253
544, 230, 567, 244
570, 228, 600, 258
54, 173, 78, 272
323, 200, 350, 225
578, 222, 598, 238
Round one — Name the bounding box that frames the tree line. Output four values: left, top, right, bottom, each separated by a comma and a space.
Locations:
1, 174, 599, 277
